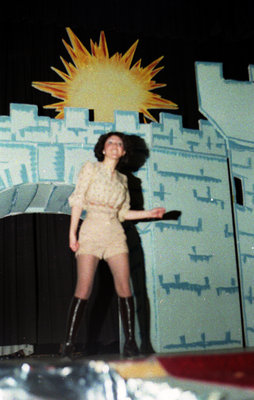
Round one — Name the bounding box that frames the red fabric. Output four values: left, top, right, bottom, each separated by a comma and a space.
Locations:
157, 352, 254, 389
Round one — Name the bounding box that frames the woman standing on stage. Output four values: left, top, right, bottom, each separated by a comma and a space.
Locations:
62, 131, 165, 357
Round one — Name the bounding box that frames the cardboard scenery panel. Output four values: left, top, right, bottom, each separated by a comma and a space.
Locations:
1, 29, 254, 351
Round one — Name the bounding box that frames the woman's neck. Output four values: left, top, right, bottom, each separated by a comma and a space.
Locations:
102, 157, 118, 171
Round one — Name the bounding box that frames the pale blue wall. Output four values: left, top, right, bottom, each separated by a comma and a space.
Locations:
139, 116, 242, 351
196, 61, 254, 347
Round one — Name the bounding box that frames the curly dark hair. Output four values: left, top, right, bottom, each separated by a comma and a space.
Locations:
94, 131, 132, 168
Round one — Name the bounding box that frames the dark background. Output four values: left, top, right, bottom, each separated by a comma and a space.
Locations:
1, 0, 254, 354
1, 0, 254, 128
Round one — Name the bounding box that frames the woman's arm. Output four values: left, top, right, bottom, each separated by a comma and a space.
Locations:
125, 207, 166, 220
69, 205, 83, 252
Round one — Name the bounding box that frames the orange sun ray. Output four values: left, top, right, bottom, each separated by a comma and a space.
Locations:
32, 28, 178, 122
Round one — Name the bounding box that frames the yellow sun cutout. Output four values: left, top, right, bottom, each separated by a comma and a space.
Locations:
32, 28, 178, 122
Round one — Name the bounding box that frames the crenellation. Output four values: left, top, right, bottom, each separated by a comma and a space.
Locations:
65, 107, 90, 128
114, 110, 140, 132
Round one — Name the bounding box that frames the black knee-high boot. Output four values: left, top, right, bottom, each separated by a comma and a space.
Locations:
61, 296, 87, 357
119, 296, 139, 357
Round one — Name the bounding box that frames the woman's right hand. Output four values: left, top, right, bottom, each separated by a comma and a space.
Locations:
69, 232, 79, 252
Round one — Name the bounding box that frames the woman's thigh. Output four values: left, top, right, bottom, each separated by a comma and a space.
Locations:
75, 254, 100, 299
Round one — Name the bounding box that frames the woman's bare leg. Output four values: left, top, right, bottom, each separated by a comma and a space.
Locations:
106, 252, 131, 297
75, 254, 100, 299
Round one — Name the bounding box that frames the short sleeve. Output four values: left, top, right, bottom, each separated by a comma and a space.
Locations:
68, 161, 95, 209
118, 175, 130, 222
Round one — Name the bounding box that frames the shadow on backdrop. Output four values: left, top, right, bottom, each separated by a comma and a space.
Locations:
120, 135, 181, 354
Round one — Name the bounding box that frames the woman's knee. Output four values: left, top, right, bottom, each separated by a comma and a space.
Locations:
74, 284, 92, 300
75, 275, 94, 299
114, 282, 132, 297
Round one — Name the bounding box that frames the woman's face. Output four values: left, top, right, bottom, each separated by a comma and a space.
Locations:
103, 135, 126, 160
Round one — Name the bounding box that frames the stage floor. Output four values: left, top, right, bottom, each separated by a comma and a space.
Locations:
1, 349, 254, 399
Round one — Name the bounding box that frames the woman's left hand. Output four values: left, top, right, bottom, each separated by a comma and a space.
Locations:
149, 207, 166, 219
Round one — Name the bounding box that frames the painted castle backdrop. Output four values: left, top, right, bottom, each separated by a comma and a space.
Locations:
0, 61, 253, 352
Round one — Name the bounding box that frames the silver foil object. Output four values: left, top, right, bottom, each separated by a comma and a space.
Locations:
0, 360, 127, 400
0, 359, 254, 400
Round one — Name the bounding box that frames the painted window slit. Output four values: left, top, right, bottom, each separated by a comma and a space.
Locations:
234, 177, 244, 206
